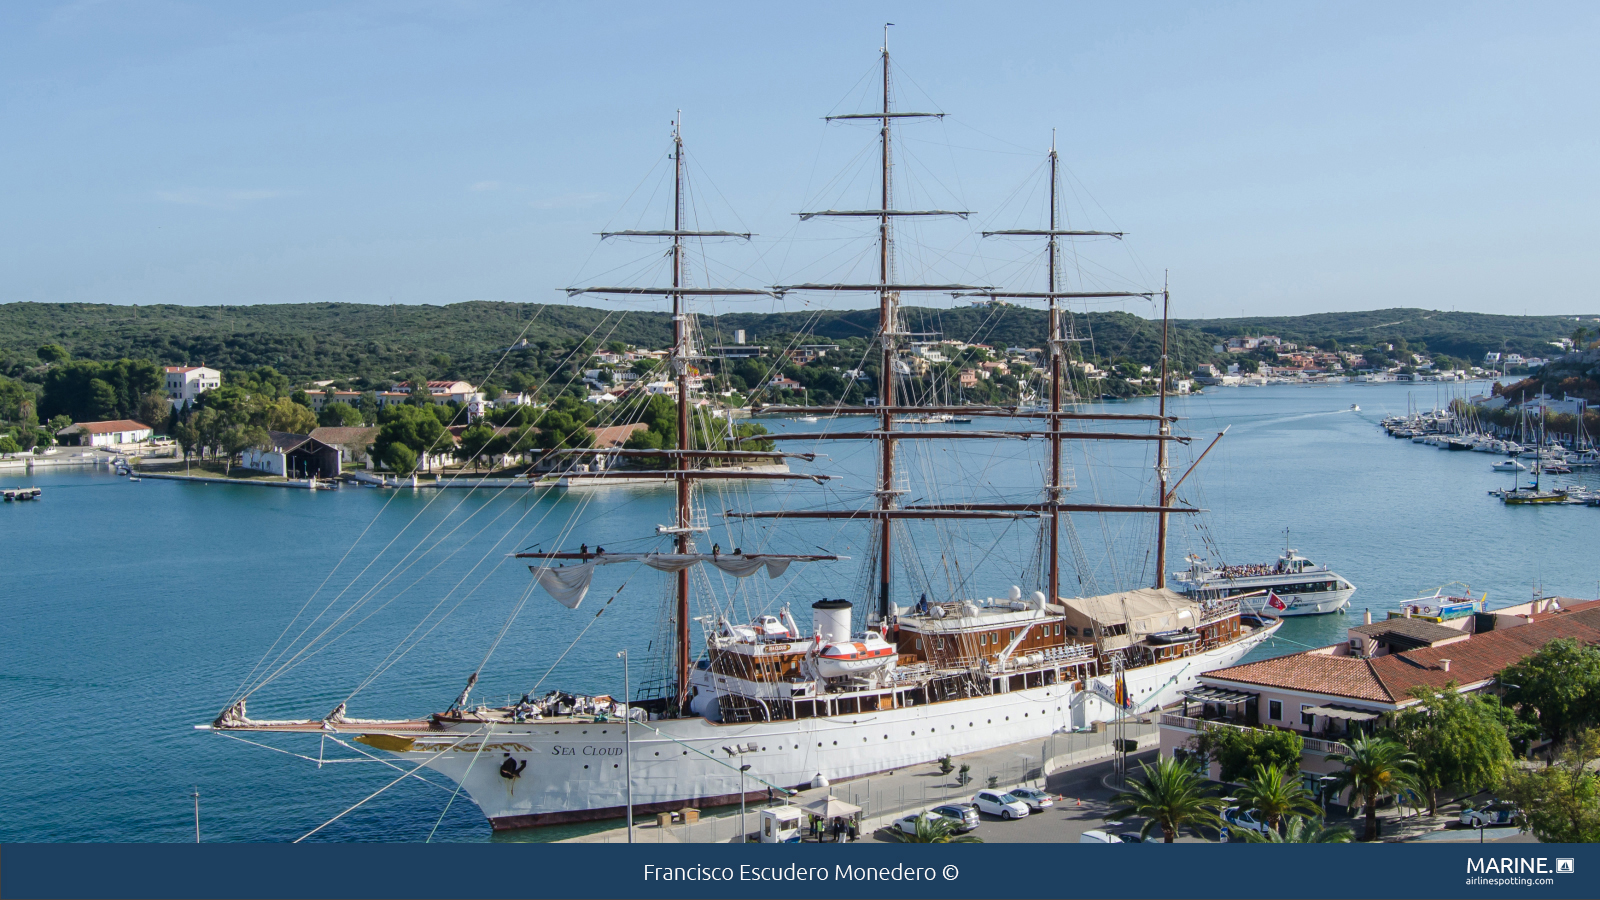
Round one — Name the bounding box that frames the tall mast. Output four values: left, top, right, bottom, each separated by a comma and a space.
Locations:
563, 117, 779, 717
1154, 276, 1171, 589
671, 114, 693, 712
876, 32, 896, 623
1046, 135, 1062, 604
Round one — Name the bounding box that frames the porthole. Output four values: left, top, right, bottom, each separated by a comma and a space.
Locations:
654, 752, 660, 757
584, 765, 589, 769
614, 764, 619, 769
818, 742, 823, 747
833, 741, 837, 745
884, 734, 888, 739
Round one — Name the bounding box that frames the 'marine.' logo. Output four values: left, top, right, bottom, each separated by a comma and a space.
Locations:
1466, 858, 1562, 874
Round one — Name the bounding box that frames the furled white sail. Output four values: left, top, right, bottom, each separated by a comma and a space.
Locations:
528, 553, 824, 607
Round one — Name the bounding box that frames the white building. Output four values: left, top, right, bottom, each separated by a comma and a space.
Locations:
56, 419, 153, 447
163, 366, 222, 409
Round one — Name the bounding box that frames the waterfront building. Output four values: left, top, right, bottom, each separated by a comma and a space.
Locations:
1160, 596, 1600, 794
308, 426, 379, 468
239, 431, 342, 478
55, 419, 153, 447
163, 366, 222, 409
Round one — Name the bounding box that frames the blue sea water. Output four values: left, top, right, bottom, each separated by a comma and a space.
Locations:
2, 381, 1596, 843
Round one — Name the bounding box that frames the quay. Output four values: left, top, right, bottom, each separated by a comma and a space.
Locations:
560, 721, 1159, 844
135, 471, 334, 490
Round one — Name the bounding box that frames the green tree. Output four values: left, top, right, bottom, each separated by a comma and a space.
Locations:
88, 378, 118, 420
384, 442, 418, 477
1390, 684, 1515, 814
357, 391, 380, 425
887, 814, 982, 844
0, 435, 20, 454
37, 343, 69, 364
1502, 729, 1600, 843
456, 422, 497, 471
1107, 756, 1224, 843
219, 424, 268, 475
266, 397, 318, 435
1193, 724, 1304, 783
1235, 763, 1320, 831
318, 402, 365, 427
1501, 638, 1600, 752
173, 420, 200, 464
374, 404, 445, 471
1242, 815, 1354, 843
1325, 735, 1421, 841
135, 391, 169, 432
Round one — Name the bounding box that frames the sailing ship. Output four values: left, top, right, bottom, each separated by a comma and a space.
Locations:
205, 38, 1280, 831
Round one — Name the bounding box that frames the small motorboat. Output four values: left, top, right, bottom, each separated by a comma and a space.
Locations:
1350, 404, 1360, 411
1492, 459, 1526, 472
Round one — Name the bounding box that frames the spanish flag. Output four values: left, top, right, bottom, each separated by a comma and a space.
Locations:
1114, 672, 1130, 708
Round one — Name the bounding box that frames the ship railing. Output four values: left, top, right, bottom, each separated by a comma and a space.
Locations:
1197, 600, 1240, 624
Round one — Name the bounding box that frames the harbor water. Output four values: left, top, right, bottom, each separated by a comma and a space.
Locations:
2, 381, 1596, 842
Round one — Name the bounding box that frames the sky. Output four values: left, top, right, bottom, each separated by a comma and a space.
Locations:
2, 1, 1598, 320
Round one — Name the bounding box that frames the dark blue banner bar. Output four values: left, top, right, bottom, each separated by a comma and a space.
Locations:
3, 843, 1597, 900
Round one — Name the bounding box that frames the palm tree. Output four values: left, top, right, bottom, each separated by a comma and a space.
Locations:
1107, 755, 1224, 843
1243, 815, 1355, 843
1235, 763, 1320, 830
1326, 735, 1421, 841
887, 815, 983, 844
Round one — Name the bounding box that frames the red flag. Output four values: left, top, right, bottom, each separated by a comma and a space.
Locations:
1267, 591, 1287, 611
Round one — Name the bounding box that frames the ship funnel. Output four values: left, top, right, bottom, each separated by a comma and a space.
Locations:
811, 599, 852, 643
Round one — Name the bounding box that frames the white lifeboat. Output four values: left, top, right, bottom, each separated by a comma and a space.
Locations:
815, 632, 897, 679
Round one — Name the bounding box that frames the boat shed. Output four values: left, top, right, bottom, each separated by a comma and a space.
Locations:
240, 431, 341, 478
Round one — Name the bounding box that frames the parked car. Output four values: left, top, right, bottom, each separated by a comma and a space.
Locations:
1007, 787, 1055, 811
1460, 801, 1520, 828
971, 790, 1031, 819
1079, 829, 1123, 843
1221, 806, 1271, 836
894, 805, 980, 835
930, 804, 981, 833
1115, 832, 1148, 843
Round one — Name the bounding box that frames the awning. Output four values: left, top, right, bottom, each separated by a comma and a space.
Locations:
1303, 704, 1380, 722
1183, 686, 1256, 704
800, 795, 862, 819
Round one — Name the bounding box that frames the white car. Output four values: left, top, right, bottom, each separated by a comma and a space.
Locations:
1007, 787, 1055, 811
1080, 829, 1123, 843
1460, 801, 1519, 828
971, 790, 1031, 820
1221, 806, 1271, 836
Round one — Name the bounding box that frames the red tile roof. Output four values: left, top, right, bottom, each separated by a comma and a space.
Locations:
1206, 599, 1600, 706
69, 420, 153, 435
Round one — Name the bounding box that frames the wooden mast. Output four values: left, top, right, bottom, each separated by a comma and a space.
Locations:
1047, 135, 1062, 604
570, 117, 777, 714
1154, 276, 1171, 589
877, 30, 896, 624
671, 114, 693, 713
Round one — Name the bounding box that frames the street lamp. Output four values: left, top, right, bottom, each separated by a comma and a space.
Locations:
740, 764, 753, 842
617, 649, 633, 844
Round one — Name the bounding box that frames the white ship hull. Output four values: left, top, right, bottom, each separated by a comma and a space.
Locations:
387, 622, 1278, 829
1240, 586, 1354, 617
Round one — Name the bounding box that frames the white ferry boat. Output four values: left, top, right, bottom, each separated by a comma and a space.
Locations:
1171, 549, 1355, 617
